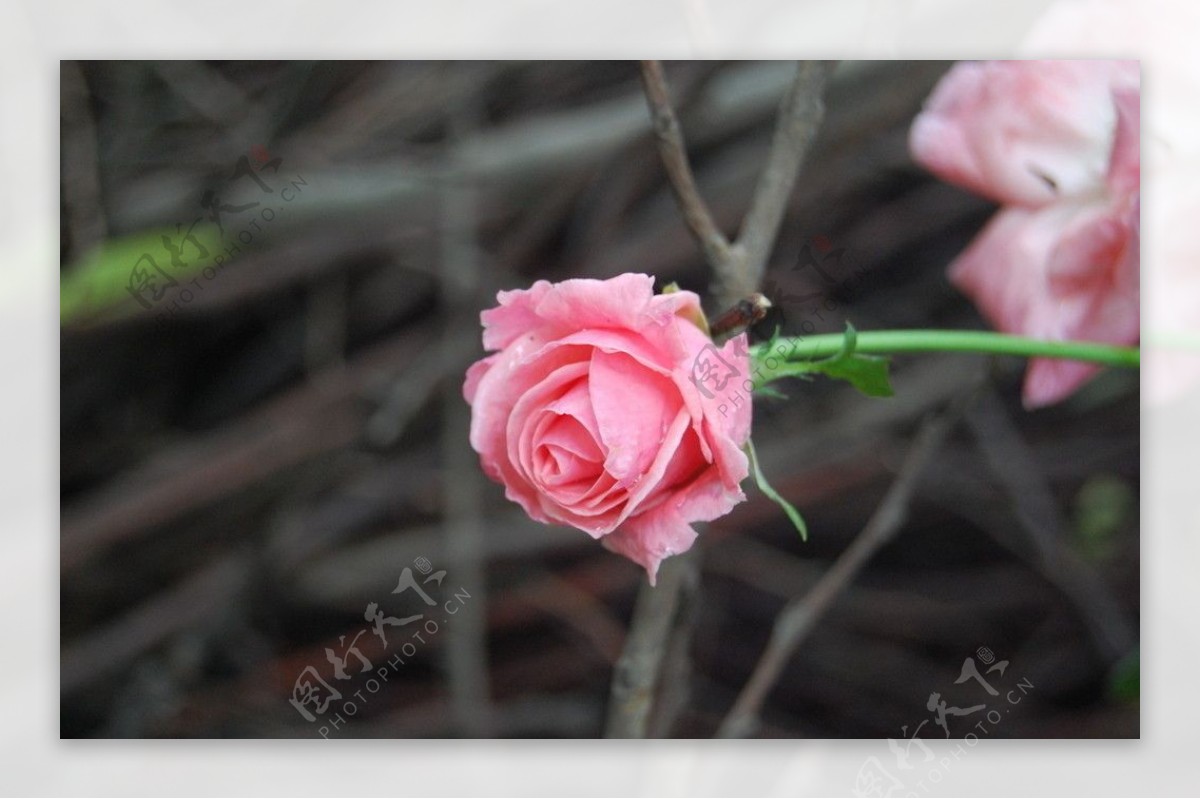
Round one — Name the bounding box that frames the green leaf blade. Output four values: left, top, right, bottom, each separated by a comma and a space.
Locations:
752, 322, 894, 398
745, 439, 808, 541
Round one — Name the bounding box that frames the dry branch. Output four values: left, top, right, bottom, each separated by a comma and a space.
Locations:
717, 386, 977, 738
606, 60, 836, 740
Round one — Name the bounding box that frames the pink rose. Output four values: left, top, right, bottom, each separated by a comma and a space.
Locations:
463, 273, 751, 583
1021, 2, 1200, 406
909, 60, 1140, 407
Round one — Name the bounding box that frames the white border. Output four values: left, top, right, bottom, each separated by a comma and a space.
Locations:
8, 0, 1196, 795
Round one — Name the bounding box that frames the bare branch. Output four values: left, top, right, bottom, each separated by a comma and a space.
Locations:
639, 60, 834, 308
647, 547, 702, 736
964, 388, 1136, 660
717, 388, 977, 738
439, 87, 495, 737
609, 59, 837, 740
638, 60, 734, 273
604, 548, 698, 737
60, 61, 108, 261
734, 61, 835, 297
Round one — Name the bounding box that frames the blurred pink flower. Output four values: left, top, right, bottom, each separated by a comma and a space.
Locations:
463, 273, 750, 583
1021, 0, 1200, 406
910, 60, 1140, 407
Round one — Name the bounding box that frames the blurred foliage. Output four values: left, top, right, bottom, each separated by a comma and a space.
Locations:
61, 224, 223, 324
1072, 474, 1136, 562
1109, 649, 1140, 703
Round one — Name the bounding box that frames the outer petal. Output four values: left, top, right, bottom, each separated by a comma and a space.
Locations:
603, 466, 746, 584
533, 327, 677, 375
1106, 85, 1141, 198
601, 505, 697, 587
910, 60, 1138, 206
463, 354, 497, 404
643, 286, 711, 359
533, 273, 657, 333
670, 321, 753, 487
534, 275, 711, 371
1023, 358, 1102, 408
950, 200, 1138, 407
481, 280, 555, 352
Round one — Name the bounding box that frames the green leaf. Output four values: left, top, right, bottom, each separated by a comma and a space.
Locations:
816, 324, 894, 397
745, 438, 808, 541
753, 385, 790, 400
61, 224, 224, 325
759, 322, 894, 397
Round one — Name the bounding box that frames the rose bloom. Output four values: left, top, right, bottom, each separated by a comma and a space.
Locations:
909, 60, 1140, 407
1021, 3, 1200, 405
463, 273, 751, 583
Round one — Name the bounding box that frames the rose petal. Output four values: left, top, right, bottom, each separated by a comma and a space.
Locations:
601, 506, 697, 587
511, 367, 596, 489
480, 280, 555, 352
463, 354, 498, 404
532, 414, 601, 486
533, 273, 657, 332
470, 347, 589, 520
650, 423, 705, 494
533, 327, 676, 373
619, 406, 696, 518
669, 323, 753, 477
589, 349, 682, 487
910, 60, 1138, 206
603, 466, 745, 584
1023, 358, 1102, 408
537, 412, 604, 462
950, 199, 1138, 407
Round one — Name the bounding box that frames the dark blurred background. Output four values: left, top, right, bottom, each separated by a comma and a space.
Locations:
59, 60, 1139, 738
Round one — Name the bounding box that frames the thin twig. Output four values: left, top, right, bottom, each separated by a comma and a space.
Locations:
964, 388, 1136, 661
717, 388, 976, 738
568, 61, 726, 265
60, 62, 108, 261
734, 60, 835, 297
638, 60, 734, 273
604, 548, 696, 737
604, 59, 836, 740
647, 550, 702, 737
439, 86, 494, 737
640, 60, 835, 307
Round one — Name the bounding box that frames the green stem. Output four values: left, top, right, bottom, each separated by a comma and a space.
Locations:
751, 329, 1139, 386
